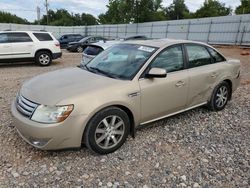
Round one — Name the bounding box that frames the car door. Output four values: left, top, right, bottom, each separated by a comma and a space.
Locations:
9, 32, 34, 59
0, 33, 12, 59
139, 45, 189, 123
185, 44, 225, 107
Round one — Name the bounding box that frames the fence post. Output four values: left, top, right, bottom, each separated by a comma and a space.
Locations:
125, 24, 127, 37
85, 24, 87, 36
240, 25, 246, 46
102, 25, 104, 37
235, 16, 242, 45
150, 23, 154, 38
116, 24, 119, 38
165, 22, 169, 38
136, 23, 138, 35
186, 21, 191, 40
108, 25, 111, 39
207, 19, 212, 43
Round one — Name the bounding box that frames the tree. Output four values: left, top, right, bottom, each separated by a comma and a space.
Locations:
35, 9, 97, 26
166, 0, 190, 20
0, 11, 29, 24
195, 0, 232, 18
235, 0, 250, 14
98, 0, 167, 24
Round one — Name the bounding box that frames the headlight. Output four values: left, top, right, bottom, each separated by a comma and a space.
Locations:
31, 105, 74, 123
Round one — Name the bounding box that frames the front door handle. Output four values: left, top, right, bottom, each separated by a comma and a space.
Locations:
175, 81, 185, 87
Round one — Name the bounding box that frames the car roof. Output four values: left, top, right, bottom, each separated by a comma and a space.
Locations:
0, 30, 50, 34
123, 38, 209, 48
87, 40, 121, 50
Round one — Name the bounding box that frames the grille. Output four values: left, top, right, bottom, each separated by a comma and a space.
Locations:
16, 95, 38, 118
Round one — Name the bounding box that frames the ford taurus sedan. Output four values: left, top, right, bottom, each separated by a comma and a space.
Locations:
11, 39, 241, 154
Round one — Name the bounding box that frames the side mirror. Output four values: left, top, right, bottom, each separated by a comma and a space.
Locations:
146, 67, 167, 78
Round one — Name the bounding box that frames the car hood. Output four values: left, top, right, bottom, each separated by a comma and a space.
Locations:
20, 67, 123, 105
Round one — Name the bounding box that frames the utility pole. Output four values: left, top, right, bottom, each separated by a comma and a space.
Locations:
45, 0, 49, 25
37, 6, 41, 25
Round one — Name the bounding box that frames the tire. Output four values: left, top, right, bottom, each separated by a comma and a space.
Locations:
208, 81, 231, 111
35, 51, 52, 66
84, 107, 130, 154
76, 46, 83, 53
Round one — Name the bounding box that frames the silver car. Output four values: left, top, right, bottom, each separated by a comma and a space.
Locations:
11, 39, 241, 154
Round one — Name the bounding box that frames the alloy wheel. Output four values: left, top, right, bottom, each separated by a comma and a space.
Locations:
215, 86, 228, 108
94, 115, 125, 149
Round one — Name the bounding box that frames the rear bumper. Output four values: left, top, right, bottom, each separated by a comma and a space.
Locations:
52, 52, 62, 59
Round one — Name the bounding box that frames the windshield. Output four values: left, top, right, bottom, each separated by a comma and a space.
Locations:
85, 44, 157, 80
79, 37, 90, 42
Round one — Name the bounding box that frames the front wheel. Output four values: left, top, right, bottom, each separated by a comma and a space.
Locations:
84, 107, 130, 154
77, 46, 83, 53
208, 81, 231, 111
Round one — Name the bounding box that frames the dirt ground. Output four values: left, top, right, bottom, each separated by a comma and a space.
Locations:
0, 47, 249, 187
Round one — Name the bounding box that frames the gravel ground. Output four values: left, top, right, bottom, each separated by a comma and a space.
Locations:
0, 48, 249, 187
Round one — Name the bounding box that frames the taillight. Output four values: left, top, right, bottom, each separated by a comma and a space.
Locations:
55, 43, 60, 47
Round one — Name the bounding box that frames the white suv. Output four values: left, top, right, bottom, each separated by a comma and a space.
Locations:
0, 31, 62, 66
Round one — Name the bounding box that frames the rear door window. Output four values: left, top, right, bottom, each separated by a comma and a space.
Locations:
33, 33, 53, 41
185, 44, 212, 68
9, 32, 32, 43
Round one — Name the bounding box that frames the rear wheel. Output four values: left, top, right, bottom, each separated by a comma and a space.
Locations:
84, 107, 130, 154
35, 51, 52, 66
208, 81, 230, 111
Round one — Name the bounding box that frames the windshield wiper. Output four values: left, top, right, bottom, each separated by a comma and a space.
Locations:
89, 67, 119, 79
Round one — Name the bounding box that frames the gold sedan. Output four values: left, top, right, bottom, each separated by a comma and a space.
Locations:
11, 39, 241, 154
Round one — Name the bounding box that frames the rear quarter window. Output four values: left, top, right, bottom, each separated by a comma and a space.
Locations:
33, 33, 53, 41
207, 47, 226, 63
84, 46, 103, 56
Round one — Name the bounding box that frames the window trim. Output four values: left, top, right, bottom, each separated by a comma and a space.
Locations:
139, 44, 187, 79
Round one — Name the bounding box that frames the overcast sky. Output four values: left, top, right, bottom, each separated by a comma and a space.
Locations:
0, 0, 241, 22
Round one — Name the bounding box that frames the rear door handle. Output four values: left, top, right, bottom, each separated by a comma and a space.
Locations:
175, 81, 185, 87
211, 72, 217, 78
3, 45, 11, 48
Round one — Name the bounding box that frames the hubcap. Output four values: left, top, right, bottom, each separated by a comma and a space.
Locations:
95, 115, 125, 149
39, 54, 50, 65
77, 47, 83, 53
215, 86, 228, 108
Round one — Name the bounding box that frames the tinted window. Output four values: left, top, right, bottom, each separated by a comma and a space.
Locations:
33, 33, 53, 41
207, 47, 225, 63
84, 46, 103, 56
0, 33, 9, 43
186, 45, 212, 68
9, 32, 32, 43
150, 45, 184, 73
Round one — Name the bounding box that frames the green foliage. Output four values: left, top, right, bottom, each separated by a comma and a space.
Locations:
235, 0, 250, 14
36, 9, 97, 26
98, 0, 167, 24
0, 11, 29, 24
195, 0, 232, 18
166, 0, 190, 20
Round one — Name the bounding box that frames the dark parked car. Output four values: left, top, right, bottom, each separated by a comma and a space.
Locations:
66, 36, 107, 53
58, 34, 84, 48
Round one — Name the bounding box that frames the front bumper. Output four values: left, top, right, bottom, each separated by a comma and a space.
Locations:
52, 52, 62, 59
11, 101, 88, 150
66, 46, 76, 52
